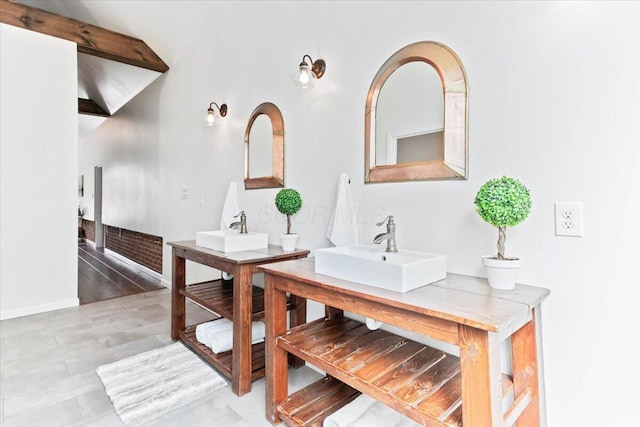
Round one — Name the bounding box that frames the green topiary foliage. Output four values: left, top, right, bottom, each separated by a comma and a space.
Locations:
474, 176, 531, 260
275, 188, 302, 234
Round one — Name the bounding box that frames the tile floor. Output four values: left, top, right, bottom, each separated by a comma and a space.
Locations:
0, 289, 322, 426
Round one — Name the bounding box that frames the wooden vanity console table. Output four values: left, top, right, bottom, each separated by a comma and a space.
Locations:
261, 258, 549, 427
168, 241, 309, 396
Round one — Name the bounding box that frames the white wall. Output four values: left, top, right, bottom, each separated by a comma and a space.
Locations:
0, 24, 79, 319
68, 1, 639, 425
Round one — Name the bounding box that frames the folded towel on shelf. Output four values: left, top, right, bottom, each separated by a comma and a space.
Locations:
195, 318, 233, 346
326, 173, 358, 247
348, 399, 421, 427
209, 320, 266, 354
323, 393, 376, 427
323, 393, 421, 427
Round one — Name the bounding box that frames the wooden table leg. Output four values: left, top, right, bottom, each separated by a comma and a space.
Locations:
232, 265, 253, 396
512, 305, 546, 427
287, 294, 307, 368
459, 324, 504, 427
171, 249, 185, 341
265, 273, 289, 424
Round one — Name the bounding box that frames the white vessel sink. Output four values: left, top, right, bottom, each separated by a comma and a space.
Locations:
196, 230, 268, 253
315, 245, 446, 293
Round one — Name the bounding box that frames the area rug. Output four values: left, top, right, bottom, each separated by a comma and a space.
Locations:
96, 342, 227, 426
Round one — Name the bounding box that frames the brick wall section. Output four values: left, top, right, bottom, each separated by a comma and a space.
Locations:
81, 219, 96, 242
104, 225, 163, 273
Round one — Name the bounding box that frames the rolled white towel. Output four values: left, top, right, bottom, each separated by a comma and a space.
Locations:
195, 318, 233, 345
323, 394, 377, 427
348, 399, 420, 427
209, 320, 266, 354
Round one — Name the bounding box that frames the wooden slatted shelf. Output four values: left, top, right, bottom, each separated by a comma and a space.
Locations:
180, 279, 297, 384
277, 317, 514, 427
179, 326, 266, 381
181, 279, 295, 321
279, 376, 361, 426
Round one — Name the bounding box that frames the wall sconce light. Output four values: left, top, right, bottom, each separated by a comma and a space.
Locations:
292, 55, 326, 89
202, 102, 228, 127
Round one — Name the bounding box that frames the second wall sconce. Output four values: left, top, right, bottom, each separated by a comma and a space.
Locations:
202, 102, 228, 127
292, 54, 326, 89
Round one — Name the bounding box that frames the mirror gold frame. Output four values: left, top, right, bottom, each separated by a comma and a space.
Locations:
365, 41, 469, 183
244, 102, 285, 190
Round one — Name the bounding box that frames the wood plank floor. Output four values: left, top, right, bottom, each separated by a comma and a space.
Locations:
0, 289, 322, 426
78, 244, 164, 305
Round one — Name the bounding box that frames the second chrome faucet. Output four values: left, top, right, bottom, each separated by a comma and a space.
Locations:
229, 211, 248, 234
373, 215, 398, 253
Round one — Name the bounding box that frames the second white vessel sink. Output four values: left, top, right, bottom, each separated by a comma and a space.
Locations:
315, 244, 446, 293
196, 230, 268, 253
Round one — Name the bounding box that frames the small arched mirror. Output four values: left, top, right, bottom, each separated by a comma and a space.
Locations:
244, 102, 285, 189
365, 41, 469, 183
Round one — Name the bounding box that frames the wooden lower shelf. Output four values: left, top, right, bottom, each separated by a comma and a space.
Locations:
179, 326, 265, 382
182, 279, 294, 321
277, 317, 514, 427
279, 376, 361, 426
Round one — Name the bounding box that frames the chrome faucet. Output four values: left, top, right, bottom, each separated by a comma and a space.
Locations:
373, 215, 398, 253
229, 211, 248, 234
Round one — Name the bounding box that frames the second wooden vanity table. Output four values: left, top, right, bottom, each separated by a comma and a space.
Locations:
261, 258, 549, 427
168, 241, 309, 396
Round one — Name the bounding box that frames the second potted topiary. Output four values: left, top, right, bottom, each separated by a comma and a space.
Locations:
474, 176, 532, 290
275, 188, 302, 251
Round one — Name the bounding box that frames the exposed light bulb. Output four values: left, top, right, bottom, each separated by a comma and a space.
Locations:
299, 66, 311, 84
293, 62, 316, 89
202, 108, 217, 127
201, 102, 227, 128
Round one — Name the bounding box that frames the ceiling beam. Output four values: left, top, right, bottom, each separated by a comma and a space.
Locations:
0, 0, 169, 73
78, 98, 110, 117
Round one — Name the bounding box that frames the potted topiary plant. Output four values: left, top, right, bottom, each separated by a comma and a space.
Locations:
474, 176, 532, 290
275, 188, 302, 251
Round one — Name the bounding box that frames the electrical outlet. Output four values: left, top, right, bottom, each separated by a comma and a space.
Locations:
555, 202, 583, 237
181, 186, 189, 200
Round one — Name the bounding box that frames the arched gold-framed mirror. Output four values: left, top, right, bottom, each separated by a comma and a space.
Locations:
365, 41, 469, 183
244, 102, 285, 189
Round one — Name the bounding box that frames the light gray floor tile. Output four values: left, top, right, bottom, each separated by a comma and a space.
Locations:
0, 289, 325, 427
0, 334, 59, 361
117, 289, 170, 310
3, 370, 103, 417
2, 394, 82, 427
0, 315, 51, 338
48, 305, 124, 328
2, 335, 111, 377
65, 335, 165, 375
0, 361, 69, 396
105, 319, 170, 348
54, 318, 144, 346
77, 388, 118, 421
76, 412, 123, 427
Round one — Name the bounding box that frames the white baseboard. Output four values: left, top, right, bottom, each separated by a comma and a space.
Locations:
0, 298, 80, 320
161, 278, 171, 289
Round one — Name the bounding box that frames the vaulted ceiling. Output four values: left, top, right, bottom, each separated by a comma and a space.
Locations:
0, 0, 169, 137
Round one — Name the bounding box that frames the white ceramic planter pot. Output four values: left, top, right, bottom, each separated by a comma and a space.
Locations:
280, 233, 298, 252
482, 256, 521, 290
